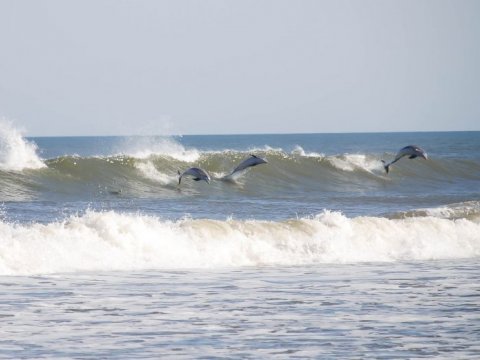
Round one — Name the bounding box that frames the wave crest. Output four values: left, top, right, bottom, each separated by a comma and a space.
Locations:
118, 136, 200, 162
387, 201, 480, 221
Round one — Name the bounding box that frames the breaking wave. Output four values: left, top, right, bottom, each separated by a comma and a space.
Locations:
0, 122, 478, 209
0, 120, 45, 171
0, 143, 478, 199
0, 119, 478, 196
0, 209, 479, 276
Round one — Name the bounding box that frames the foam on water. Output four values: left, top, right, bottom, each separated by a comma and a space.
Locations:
135, 161, 177, 185
0, 120, 45, 171
118, 136, 200, 162
1, 210, 479, 276
327, 153, 383, 172
291, 145, 324, 158
389, 201, 480, 221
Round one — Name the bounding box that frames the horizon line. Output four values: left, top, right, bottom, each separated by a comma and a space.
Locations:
27, 129, 480, 138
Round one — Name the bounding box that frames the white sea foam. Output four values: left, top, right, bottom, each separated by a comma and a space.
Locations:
135, 161, 177, 185
291, 145, 324, 158
1, 210, 479, 276
119, 136, 200, 162
0, 120, 45, 171
327, 154, 383, 172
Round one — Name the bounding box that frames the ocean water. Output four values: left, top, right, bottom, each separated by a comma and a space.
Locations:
0, 121, 479, 358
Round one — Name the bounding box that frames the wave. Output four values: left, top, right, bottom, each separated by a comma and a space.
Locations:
0, 209, 479, 276
0, 145, 478, 199
387, 201, 480, 221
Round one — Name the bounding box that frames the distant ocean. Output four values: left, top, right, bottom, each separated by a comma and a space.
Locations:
1, 121, 479, 358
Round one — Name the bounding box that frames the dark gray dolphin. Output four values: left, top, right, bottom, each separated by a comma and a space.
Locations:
178, 167, 211, 184
224, 154, 268, 179
382, 145, 428, 174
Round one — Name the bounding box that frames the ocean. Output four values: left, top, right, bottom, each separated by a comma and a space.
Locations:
1, 122, 479, 358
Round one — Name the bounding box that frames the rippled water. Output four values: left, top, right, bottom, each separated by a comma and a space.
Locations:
1, 260, 479, 358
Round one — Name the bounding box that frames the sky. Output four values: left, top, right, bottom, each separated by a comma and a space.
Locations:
0, 0, 479, 136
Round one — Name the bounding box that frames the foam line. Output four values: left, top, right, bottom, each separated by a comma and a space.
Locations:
1, 210, 479, 275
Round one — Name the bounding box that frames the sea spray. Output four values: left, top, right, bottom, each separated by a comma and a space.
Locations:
117, 136, 200, 162
0, 120, 45, 171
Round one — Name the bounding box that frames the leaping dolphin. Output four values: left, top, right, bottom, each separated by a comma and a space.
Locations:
223, 154, 268, 179
178, 167, 211, 184
381, 145, 428, 174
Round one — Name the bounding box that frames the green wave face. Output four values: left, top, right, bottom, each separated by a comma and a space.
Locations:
0, 149, 479, 201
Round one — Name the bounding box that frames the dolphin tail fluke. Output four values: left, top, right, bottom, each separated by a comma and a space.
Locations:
381, 160, 390, 174
177, 170, 182, 184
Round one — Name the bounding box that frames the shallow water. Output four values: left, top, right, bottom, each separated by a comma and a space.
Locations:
1, 260, 479, 359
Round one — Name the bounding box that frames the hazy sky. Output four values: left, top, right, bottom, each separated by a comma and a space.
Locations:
0, 0, 479, 136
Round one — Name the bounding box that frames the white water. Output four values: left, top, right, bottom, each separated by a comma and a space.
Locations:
135, 161, 177, 185
1, 210, 479, 276
2, 261, 478, 359
119, 136, 200, 162
291, 145, 324, 158
327, 153, 383, 172
0, 120, 45, 171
